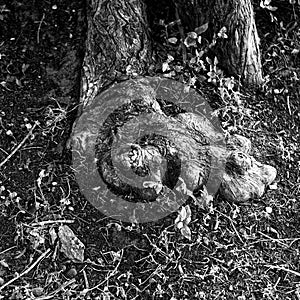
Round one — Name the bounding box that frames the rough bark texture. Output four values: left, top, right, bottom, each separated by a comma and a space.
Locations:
174, 0, 263, 86
81, 0, 153, 109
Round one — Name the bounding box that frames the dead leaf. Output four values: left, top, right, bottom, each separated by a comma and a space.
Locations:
180, 225, 191, 240
162, 62, 169, 72
194, 23, 209, 35
187, 32, 198, 39
184, 36, 197, 48
168, 37, 178, 44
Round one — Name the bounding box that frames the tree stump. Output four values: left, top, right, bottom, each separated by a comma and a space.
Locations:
71, 0, 276, 221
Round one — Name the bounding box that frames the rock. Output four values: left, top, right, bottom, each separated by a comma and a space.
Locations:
58, 225, 85, 262
32, 287, 44, 297
66, 267, 77, 278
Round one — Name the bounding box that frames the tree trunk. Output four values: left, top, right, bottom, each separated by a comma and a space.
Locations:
174, 0, 263, 86
80, 0, 153, 109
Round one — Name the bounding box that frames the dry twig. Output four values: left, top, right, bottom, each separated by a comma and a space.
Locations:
0, 121, 39, 168
34, 279, 76, 300
83, 249, 124, 292
266, 264, 300, 277
0, 248, 51, 292
37, 13, 45, 44
31, 220, 74, 227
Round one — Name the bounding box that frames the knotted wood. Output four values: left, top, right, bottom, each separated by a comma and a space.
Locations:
72, 0, 276, 211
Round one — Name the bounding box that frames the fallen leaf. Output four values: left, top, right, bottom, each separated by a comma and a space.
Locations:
180, 225, 191, 240
168, 37, 178, 44
194, 23, 209, 35
162, 62, 169, 72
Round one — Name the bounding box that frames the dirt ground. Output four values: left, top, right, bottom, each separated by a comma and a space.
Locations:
0, 0, 299, 299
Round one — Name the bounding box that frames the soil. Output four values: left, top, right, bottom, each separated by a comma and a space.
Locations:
0, 0, 299, 299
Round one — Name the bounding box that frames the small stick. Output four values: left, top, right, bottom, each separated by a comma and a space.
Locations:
257, 231, 288, 248
85, 249, 124, 292
37, 13, 45, 44
0, 248, 51, 292
266, 264, 300, 277
0, 246, 16, 256
215, 210, 244, 244
31, 220, 74, 226
0, 148, 9, 155
286, 96, 291, 116
82, 268, 89, 290
0, 121, 38, 169
34, 279, 76, 300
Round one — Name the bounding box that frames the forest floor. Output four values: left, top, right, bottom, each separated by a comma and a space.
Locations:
0, 0, 299, 299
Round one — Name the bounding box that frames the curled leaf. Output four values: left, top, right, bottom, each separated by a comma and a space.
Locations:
168, 37, 178, 44
179, 206, 187, 220
180, 225, 191, 240
167, 54, 174, 62
194, 186, 213, 209
260, 0, 278, 10
185, 205, 192, 225
184, 33, 198, 48
206, 57, 213, 65
177, 221, 184, 230
217, 27, 228, 39
162, 62, 169, 72
175, 214, 181, 225
187, 32, 198, 39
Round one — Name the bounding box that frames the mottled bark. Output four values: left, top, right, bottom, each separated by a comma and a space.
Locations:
174, 0, 263, 86
81, 0, 153, 109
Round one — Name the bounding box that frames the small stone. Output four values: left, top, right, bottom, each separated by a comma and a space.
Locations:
58, 225, 85, 262
60, 264, 67, 272
176, 221, 184, 230
32, 287, 44, 297
269, 182, 277, 190
66, 268, 77, 278
52, 4, 57, 10
265, 206, 272, 214
25, 123, 32, 130
0, 277, 4, 285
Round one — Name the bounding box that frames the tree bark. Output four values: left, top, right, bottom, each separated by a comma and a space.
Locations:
174, 0, 263, 86
80, 0, 153, 109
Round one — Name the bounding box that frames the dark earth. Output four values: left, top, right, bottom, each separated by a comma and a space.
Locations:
0, 0, 299, 299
